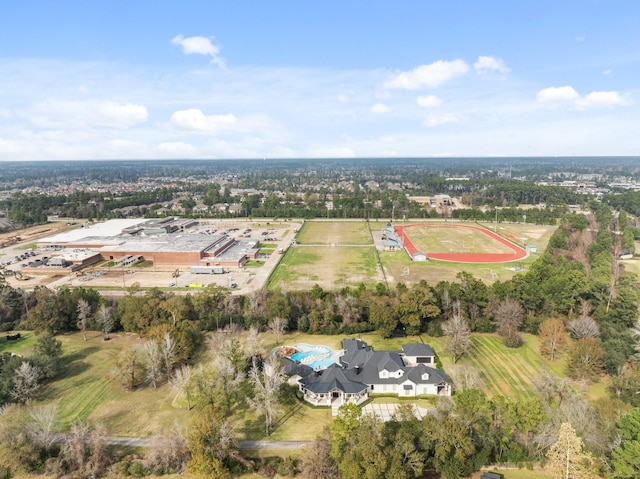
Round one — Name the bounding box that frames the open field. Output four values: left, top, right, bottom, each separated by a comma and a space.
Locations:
460, 334, 563, 399
406, 224, 516, 255
2, 329, 605, 448
380, 250, 526, 285
295, 220, 373, 245
381, 221, 557, 287
268, 245, 384, 290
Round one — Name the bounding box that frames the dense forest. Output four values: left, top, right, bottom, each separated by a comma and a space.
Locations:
2, 201, 640, 478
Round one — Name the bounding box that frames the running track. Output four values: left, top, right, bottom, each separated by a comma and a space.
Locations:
394, 224, 527, 263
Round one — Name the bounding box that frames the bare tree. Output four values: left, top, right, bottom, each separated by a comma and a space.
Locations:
300, 430, 339, 479
534, 367, 573, 408
143, 339, 162, 389
96, 304, 114, 340
632, 318, 640, 362
170, 364, 193, 410
58, 421, 109, 479
146, 421, 190, 474
111, 346, 145, 390
493, 297, 524, 347
577, 298, 593, 318
267, 316, 287, 345
211, 354, 245, 416
11, 361, 41, 402
245, 325, 262, 359
568, 317, 600, 339
58, 420, 89, 475
247, 355, 286, 436
565, 338, 604, 383
76, 298, 91, 341
85, 423, 109, 478
28, 403, 59, 452
448, 364, 483, 392
441, 304, 472, 364
161, 332, 175, 377
191, 363, 218, 407
247, 288, 268, 319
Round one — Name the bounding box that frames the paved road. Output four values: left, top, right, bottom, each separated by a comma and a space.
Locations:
102, 436, 313, 450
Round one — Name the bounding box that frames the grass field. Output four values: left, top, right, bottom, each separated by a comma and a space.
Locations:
268, 245, 384, 290
380, 250, 524, 284
460, 334, 563, 399
406, 224, 515, 254
2, 328, 605, 450
380, 221, 557, 287
295, 220, 373, 245
268, 220, 557, 291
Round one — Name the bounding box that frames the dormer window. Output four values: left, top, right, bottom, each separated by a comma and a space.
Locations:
422, 372, 430, 380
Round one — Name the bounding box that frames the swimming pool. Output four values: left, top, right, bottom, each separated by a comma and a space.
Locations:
277, 343, 340, 370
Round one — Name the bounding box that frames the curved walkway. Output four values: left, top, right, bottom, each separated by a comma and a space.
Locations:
395, 223, 527, 263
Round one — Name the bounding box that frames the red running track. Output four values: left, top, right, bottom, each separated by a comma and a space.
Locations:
394, 224, 527, 263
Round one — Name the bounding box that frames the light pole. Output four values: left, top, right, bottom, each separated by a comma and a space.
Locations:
522, 214, 527, 247
494, 206, 498, 233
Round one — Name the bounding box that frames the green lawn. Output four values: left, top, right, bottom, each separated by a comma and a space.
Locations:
0, 328, 605, 445
379, 221, 557, 288
406, 224, 514, 254
295, 221, 373, 245
380, 250, 526, 285
0, 331, 37, 355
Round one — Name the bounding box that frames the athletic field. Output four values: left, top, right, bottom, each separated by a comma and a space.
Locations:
397, 223, 527, 263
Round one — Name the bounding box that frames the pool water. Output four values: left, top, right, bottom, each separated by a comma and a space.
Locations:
285, 343, 340, 370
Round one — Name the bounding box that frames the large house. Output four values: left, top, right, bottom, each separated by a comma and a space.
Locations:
283, 339, 452, 414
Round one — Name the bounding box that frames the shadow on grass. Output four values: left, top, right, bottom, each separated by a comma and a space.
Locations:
58, 346, 100, 378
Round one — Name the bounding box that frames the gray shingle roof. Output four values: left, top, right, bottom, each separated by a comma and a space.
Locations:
291, 339, 451, 395
299, 365, 368, 394
402, 343, 435, 357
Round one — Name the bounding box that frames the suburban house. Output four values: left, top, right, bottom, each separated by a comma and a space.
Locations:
282, 339, 452, 414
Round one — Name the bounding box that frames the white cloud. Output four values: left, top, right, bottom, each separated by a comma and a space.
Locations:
423, 113, 461, 127
576, 34, 586, 42
171, 34, 225, 67
575, 91, 631, 110
169, 108, 238, 133
380, 135, 396, 143
22, 99, 148, 129
536, 86, 631, 110
338, 94, 349, 103
384, 59, 469, 89
536, 86, 580, 103
371, 103, 391, 114
603, 69, 612, 76
95, 102, 148, 128
474, 55, 510, 74
417, 95, 442, 108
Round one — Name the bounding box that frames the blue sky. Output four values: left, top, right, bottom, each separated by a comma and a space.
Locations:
1, 0, 638, 160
